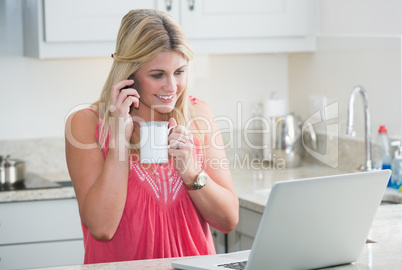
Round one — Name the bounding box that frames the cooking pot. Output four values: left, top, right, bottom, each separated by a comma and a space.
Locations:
0, 155, 26, 185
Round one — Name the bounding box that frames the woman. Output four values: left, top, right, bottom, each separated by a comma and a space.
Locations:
65, 9, 238, 264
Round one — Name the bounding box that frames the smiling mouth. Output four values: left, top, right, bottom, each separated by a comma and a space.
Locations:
154, 94, 175, 102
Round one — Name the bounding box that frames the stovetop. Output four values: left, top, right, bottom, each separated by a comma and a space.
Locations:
0, 173, 67, 192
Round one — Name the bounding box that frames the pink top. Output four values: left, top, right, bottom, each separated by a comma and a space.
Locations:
82, 106, 216, 264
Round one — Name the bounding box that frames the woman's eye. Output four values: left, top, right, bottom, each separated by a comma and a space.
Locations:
175, 70, 184, 75
151, 73, 163, 79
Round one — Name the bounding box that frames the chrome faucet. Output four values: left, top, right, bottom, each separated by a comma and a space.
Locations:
346, 85, 373, 171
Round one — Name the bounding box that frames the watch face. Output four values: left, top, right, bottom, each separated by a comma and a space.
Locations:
197, 171, 207, 187
198, 174, 207, 186
185, 169, 207, 191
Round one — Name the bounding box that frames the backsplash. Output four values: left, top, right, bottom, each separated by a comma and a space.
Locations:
303, 133, 366, 172
224, 130, 395, 173
0, 137, 69, 181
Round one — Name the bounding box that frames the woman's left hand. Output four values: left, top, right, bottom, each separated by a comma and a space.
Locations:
168, 118, 201, 184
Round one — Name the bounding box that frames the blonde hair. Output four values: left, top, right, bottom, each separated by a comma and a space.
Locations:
97, 9, 200, 154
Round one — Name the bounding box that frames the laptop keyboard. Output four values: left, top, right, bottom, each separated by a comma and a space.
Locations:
217, 261, 247, 269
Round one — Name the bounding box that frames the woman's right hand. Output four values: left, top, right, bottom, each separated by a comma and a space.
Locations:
110, 79, 140, 143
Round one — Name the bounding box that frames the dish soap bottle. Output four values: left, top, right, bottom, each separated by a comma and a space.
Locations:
375, 125, 392, 186
391, 139, 402, 190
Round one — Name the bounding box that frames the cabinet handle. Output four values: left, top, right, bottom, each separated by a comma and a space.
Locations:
165, 0, 172, 11
188, 0, 195, 11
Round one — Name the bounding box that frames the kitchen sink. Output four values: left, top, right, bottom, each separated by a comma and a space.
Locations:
382, 188, 402, 204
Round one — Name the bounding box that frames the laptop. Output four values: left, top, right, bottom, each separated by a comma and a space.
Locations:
172, 170, 391, 270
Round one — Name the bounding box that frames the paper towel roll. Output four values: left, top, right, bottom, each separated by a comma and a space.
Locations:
262, 98, 287, 161
263, 98, 287, 117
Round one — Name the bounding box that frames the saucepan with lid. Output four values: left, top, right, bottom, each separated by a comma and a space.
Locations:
0, 155, 26, 186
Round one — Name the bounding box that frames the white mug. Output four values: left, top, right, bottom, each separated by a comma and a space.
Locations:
140, 121, 173, 164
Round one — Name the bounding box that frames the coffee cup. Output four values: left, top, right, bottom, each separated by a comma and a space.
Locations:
140, 121, 173, 164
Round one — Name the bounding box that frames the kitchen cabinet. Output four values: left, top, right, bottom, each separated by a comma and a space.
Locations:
22, 0, 316, 59
0, 199, 84, 270
209, 226, 226, 254
22, 0, 155, 59
161, 0, 316, 54
176, 0, 308, 39
42, 0, 154, 43
227, 207, 262, 252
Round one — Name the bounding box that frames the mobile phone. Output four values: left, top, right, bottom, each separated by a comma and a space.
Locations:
121, 78, 135, 90
121, 78, 137, 112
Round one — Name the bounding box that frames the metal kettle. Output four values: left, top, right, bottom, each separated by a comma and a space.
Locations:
0, 155, 26, 186
270, 114, 317, 168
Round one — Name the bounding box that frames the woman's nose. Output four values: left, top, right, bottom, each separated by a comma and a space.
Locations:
163, 76, 177, 93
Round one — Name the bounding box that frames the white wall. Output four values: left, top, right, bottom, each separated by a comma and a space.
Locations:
0, 0, 288, 140
189, 54, 288, 131
288, 1, 402, 139
319, 0, 402, 36
0, 1, 110, 140
289, 37, 401, 137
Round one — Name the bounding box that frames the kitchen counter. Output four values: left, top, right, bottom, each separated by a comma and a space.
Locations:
232, 164, 350, 213
33, 204, 402, 270
230, 165, 402, 213
2, 165, 401, 205
2, 165, 402, 269
0, 173, 75, 203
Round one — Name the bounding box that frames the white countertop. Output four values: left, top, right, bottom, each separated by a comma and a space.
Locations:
0, 171, 73, 203
231, 165, 402, 213
0, 186, 76, 203
2, 165, 401, 206
3, 165, 402, 270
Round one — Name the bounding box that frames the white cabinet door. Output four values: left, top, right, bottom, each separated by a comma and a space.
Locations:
43, 0, 155, 42
43, 0, 310, 41
179, 0, 308, 39
227, 207, 262, 252
179, 0, 315, 54
22, 0, 316, 58
210, 226, 226, 254
0, 240, 84, 270
0, 199, 84, 269
0, 199, 82, 245
22, 0, 157, 58
155, 0, 181, 22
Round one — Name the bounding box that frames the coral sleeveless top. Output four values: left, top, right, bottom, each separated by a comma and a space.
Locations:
81, 106, 215, 264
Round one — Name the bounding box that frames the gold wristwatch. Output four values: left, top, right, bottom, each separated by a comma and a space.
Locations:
184, 168, 207, 191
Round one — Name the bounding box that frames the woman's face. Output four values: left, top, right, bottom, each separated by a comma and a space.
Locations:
133, 51, 188, 117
